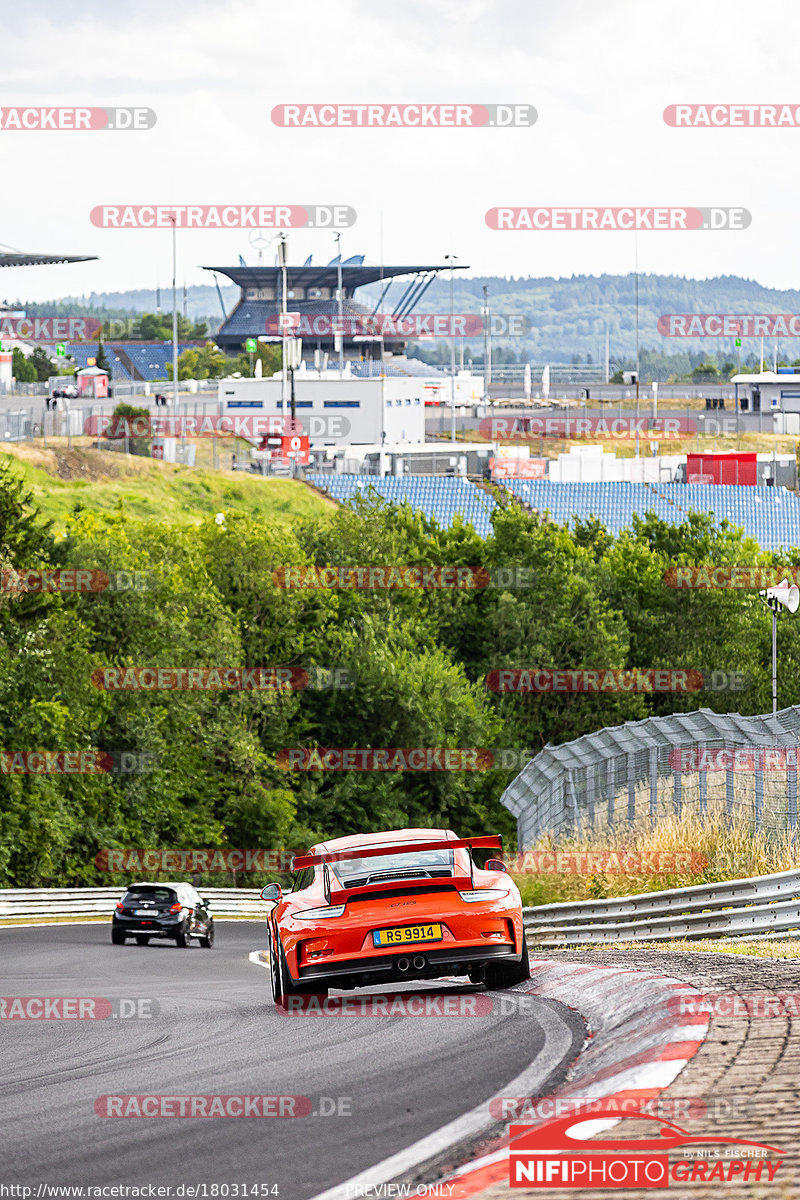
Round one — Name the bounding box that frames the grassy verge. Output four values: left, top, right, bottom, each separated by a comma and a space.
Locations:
561, 937, 800, 959
511, 813, 799, 908
0, 442, 336, 531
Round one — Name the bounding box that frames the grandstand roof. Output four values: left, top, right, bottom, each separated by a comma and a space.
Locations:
0, 243, 97, 269
202, 263, 467, 293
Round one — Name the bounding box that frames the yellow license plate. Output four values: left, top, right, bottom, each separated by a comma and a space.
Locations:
373, 923, 443, 947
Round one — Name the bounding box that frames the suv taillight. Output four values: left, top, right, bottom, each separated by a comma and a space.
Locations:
115, 901, 124, 910
169, 903, 182, 912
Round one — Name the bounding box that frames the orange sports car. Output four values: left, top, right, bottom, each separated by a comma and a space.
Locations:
260, 828, 529, 1006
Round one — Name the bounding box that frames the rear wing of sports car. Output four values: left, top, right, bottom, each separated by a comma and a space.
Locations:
290, 835, 502, 873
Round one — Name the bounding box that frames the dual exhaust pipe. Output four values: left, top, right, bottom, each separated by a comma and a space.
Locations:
397, 955, 427, 972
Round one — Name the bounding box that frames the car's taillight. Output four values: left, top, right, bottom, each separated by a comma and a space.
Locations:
115, 901, 125, 910
169, 903, 182, 912
292, 905, 346, 920
459, 888, 510, 902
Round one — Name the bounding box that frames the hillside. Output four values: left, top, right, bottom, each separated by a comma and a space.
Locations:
18, 272, 800, 366
0, 443, 335, 531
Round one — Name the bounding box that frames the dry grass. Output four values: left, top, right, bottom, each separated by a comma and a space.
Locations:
598, 937, 800, 958
511, 812, 799, 907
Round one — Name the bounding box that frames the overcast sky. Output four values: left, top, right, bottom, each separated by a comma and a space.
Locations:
3, 0, 800, 303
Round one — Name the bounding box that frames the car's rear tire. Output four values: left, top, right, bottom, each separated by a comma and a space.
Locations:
135, 935, 150, 946
483, 938, 530, 990
275, 940, 327, 1009
199, 920, 215, 949
111, 928, 126, 945
269, 931, 283, 1004
175, 919, 191, 948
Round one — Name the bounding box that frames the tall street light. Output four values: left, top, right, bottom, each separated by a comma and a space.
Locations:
278, 234, 289, 416
334, 232, 344, 378
758, 579, 799, 714
169, 214, 179, 417
444, 253, 458, 442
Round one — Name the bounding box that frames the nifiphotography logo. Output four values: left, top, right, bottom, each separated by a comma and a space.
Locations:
509, 1107, 785, 1188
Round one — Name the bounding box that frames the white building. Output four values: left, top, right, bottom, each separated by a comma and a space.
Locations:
731, 370, 800, 421
218, 375, 431, 447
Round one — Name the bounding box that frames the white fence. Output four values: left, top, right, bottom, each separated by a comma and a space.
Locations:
523, 867, 800, 945
0, 887, 264, 921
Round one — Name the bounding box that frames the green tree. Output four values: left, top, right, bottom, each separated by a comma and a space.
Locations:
11, 347, 35, 384
30, 346, 55, 382
95, 340, 110, 376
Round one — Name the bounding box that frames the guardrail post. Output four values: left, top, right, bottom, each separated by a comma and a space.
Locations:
755, 766, 764, 831
673, 768, 682, 817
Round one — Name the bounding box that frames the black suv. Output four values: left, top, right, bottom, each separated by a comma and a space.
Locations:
111, 882, 214, 948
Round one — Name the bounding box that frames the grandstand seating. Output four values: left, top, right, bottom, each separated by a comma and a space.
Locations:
306, 474, 497, 537
307, 475, 800, 550
501, 480, 800, 552
68, 342, 206, 382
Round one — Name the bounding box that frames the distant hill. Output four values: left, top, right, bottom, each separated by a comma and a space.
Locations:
362, 272, 800, 366
11, 272, 800, 366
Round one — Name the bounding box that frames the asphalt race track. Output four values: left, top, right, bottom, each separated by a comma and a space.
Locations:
2, 923, 583, 1200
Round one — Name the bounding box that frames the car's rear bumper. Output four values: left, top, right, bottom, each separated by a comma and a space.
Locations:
112, 913, 184, 936
296, 942, 520, 985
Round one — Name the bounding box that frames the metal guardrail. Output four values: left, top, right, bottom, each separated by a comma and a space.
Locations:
6, 875, 799, 941
0, 887, 264, 920
523, 866, 800, 945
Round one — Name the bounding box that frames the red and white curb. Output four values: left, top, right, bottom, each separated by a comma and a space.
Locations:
311, 959, 711, 1200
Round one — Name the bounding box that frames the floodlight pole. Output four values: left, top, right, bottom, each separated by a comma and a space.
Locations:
445, 254, 457, 442
760, 587, 798, 715
278, 235, 289, 415
171, 216, 179, 417
335, 232, 344, 378
772, 606, 778, 716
